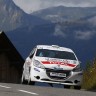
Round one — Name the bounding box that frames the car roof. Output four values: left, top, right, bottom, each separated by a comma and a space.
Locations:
36, 45, 74, 53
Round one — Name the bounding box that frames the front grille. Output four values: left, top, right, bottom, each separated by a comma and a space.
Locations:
46, 68, 71, 80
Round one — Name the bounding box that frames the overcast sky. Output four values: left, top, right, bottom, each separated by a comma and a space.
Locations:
13, 0, 96, 13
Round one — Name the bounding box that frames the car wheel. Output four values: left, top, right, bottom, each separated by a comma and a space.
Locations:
64, 85, 71, 89
28, 77, 35, 85
21, 75, 28, 84
48, 83, 53, 87
29, 81, 35, 85
74, 86, 81, 90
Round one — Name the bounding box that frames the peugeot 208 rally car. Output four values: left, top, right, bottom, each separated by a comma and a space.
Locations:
21, 45, 83, 89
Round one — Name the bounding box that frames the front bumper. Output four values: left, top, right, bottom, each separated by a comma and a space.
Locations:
30, 67, 83, 86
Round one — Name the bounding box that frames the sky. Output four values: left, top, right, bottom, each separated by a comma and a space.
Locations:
13, 0, 96, 13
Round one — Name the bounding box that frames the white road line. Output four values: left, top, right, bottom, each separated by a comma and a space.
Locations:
0, 85, 11, 89
18, 89, 39, 95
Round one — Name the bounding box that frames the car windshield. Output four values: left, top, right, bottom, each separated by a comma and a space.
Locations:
36, 49, 76, 60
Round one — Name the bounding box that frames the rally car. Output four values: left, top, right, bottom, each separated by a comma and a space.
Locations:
21, 45, 83, 89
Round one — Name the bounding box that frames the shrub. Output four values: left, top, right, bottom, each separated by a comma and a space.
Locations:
82, 58, 96, 90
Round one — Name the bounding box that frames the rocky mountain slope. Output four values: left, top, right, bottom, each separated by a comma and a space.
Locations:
0, 0, 96, 68
32, 6, 96, 23
0, 0, 50, 31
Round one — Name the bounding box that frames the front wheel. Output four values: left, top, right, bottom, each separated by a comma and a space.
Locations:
21, 75, 28, 84
28, 76, 35, 85
29, 81, 35, 85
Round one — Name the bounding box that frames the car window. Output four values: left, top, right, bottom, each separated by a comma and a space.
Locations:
29, 48, 36, 58
36, 49, 76, 60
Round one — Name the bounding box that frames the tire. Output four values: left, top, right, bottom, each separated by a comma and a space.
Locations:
21, 75, 28, 84
29, 81, 35, 85
64, 85, 71, 89
74, 86, 81, 90
48, 83, 53, 87
28, 76, 35, 85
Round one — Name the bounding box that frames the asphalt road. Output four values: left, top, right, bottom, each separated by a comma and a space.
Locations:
0, 83, 96, 96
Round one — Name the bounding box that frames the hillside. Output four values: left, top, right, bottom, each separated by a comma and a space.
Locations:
32, 6, 96, 23
0, 0, 96, 68
0, 0, 50, 31
6, 20, 96, 68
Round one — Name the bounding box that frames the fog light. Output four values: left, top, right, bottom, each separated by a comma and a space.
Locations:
74, 80, 80, 84
35, 76, 40, 80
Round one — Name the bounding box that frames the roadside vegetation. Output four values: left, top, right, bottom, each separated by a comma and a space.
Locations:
82, 58, 96, 90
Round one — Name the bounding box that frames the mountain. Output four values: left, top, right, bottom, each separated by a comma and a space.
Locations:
31, 6, 96, 23
0, 0, 50, 31
0, 1, 96, 68
6, 20, 96, 68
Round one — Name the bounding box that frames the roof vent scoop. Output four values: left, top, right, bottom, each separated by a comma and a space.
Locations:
52, 45, 59, 48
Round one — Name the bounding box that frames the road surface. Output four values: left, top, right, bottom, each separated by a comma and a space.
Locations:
0, 83, 96, 96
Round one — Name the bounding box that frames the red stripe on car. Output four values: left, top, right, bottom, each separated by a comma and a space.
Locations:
41, 61, 76, 67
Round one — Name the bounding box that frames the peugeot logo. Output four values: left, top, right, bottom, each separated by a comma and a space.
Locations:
57, 64, 60, 68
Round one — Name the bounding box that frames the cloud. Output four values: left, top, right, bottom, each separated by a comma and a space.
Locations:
13, 0, 43, 13
53, 24, 66, 38
75, 31, 96, 40
88, 16, 96, 26
13, 0, 96, 13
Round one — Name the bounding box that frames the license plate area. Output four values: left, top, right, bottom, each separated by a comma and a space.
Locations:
50, 72, 66, 77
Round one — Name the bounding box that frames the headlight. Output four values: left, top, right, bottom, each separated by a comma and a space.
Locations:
33, 60, 45, 69
73, 64, 82, 72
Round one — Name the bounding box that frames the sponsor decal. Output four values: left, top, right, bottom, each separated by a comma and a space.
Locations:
34, 68, 40, 72
41, 61, 76, 67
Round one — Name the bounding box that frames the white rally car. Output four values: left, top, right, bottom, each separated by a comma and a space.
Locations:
21, 45, 83, 89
